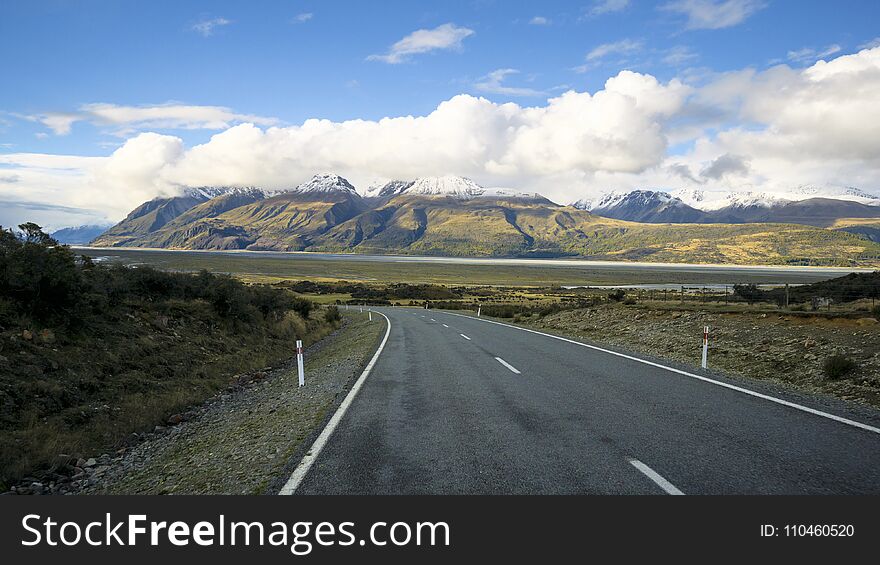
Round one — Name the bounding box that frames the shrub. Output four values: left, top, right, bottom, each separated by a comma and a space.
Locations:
823, 354, 857, 380
608, 289, 626, 302
324, 305, 342, 324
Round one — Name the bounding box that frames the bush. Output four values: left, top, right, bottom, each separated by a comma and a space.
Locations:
823, 354, 857, 380
873, 304, 880, 317
608, 289, 626, 302
324, 305, 342, 324
733, 283, 763, 304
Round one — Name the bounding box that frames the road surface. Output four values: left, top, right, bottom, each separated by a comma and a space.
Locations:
287, 308, 880, 495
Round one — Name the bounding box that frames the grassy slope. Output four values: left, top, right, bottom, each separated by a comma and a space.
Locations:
0, 293, 335, 488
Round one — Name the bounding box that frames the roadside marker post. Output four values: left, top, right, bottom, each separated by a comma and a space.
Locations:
369, 311, 372, 321
701, 326, 709, 369
477, 305, 481, 317
296, 340, 305, 387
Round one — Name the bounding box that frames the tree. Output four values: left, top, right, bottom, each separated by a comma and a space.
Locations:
733, 283, 763, 304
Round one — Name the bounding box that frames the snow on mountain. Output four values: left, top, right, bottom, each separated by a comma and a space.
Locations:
364, 180, 414, 198
404, 175, 486, 198
367, 176, 548, 201
672, 185, 880, 211
183, 186, 285, 199
293, 173, 359, 195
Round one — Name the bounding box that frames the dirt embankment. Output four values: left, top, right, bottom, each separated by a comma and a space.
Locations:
523, 305, 880, 408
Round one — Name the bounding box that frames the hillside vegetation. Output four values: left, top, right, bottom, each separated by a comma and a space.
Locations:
0, 223, 336, 488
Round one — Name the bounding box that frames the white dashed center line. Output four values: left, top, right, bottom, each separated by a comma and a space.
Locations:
460, 333, 471, 341
495, 357, 521, 374
628, 459, 684, 495
442, 324, 449, 328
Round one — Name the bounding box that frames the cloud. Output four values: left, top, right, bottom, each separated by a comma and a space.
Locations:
23, 103, 278, 136
661, 0, 765, 30
787, 44, 842, 64
860, 37, 880, 50
6, 47, 880, 226
192, 17, 232, 37
585, 0, 631, 18
292, 13, 313, 23
0, 174, 21, 183
700, 153, 750, 179
575, 39, 643, 72
474, 69, 546, 97
586, 39, 643, 61
662, 46, 700, 66
529, 16, 550, 25
367, 23, 475, 64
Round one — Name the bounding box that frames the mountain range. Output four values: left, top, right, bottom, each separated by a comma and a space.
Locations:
89, 174, 880, 266
572, 189, 880, 227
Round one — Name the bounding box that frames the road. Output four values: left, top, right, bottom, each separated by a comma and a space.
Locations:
286, 307, 880, 495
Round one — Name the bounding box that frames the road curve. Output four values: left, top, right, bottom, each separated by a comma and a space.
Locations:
290, 307, 880, 494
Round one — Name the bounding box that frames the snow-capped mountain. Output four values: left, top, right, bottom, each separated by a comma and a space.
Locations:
670, 185, 880, 211
293, 173, 358, 195
573, 190, 707, 223
404, 175, 486, 198
367, 175, 548, 201
364, 180, 414, 198
183, 186, 286, 199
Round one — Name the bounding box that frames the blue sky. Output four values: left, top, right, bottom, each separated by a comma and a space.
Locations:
2, 1, 880, 228
3, 0, 877, 155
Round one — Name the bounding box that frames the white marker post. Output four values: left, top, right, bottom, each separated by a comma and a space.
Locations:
296, 339, 305, 387
477, 305, 481, 317
369, 311, 372, 321
701, 326, 709, 369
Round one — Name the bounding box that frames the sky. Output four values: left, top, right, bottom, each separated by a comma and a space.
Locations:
1, 0, 880, 229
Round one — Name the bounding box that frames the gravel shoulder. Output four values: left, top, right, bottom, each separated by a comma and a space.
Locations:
75, 312, 385, 494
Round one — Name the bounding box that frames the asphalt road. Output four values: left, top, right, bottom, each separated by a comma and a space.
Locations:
290, 308, 880, 495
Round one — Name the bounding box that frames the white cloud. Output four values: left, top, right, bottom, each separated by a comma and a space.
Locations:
529, 16, 550, 25
367, 23, 475, 64
663, 46, 700, 66
6, 47, 880, 227
661, 0, 765, 30
586, 39, 643, 61
585, 0, 631, 18
474, 69, 546, 97
575, 39, 643, 72
860, 37, 880, 50
24, 103, 278, 137
787, 44, 842, 64
292, 13, 313, 23
192, 17, 231, 37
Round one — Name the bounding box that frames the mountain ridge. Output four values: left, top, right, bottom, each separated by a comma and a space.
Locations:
90, 175, 880, 266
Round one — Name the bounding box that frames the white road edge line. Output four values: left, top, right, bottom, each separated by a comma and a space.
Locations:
279, 311, 392, 495
446, 312, 880, 435
495, 357, 521, 374
460, 333, 471, 340
628, 458, 684, 495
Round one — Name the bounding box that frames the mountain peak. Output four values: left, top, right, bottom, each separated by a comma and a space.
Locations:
183, 186, 281, 200
406, 175, 485, 198
295, 173, 358, 195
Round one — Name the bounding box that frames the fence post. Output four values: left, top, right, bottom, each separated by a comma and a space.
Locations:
701, 326, 709, 369
296, 340, 305, 387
